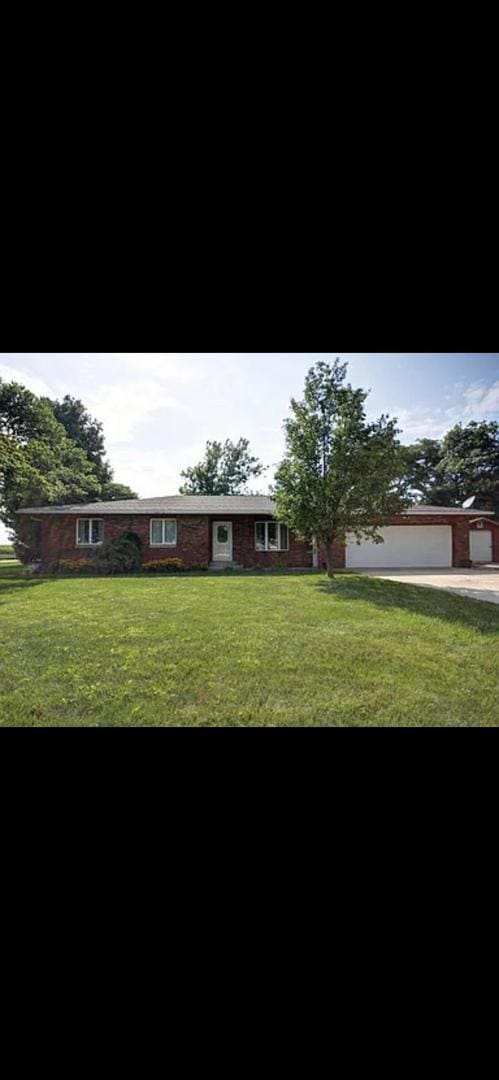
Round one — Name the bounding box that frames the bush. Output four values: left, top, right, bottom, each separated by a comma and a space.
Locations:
142, 559, 210, 573
142, 558, 184, 573
94, 531, 143, 574
13, 519, 42, 564
53, 558, 95, 575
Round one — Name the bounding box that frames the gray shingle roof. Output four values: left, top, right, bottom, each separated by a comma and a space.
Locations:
17, 495, 278, 516
16, 496, 495, 517
404, 505, 494, 515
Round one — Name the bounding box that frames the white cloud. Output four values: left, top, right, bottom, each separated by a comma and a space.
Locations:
110, 443, 208, 498
1, 354, 190, 447
389, 407, 450, 442
82, 355, 204, 444
391, 378, 499, 443
85, 380, 182, 444
462, 380, 499, 416
109, 354, 201, 384
0, 361, 57, 399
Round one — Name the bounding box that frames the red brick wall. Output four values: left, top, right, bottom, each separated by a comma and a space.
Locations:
34, 511, 497, 569
451, 519, 472, 568
39, 514, 211, 567
229, 516, 313, 568
317, 515, 492, 569
35, 513, 313, 568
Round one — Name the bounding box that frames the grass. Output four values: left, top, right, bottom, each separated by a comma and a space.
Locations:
0, 544, 14, 560
1, 562, 499, 726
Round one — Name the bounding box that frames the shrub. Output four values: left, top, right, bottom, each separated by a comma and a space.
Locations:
13, 519, 42, 564
54, 558, 95, 575
94, 531, 143, 575
142, 558, 184, 573
142, 559, 209, 573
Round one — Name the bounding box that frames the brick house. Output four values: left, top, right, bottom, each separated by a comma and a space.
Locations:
16, 496, 499, 570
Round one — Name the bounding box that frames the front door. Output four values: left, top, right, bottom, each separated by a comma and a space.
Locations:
213, 521, 233, 561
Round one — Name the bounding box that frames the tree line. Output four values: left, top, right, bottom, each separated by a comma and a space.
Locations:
178, 376, 499, 519
1, 364, 498, 574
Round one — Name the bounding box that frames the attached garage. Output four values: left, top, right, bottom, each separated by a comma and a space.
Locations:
346, 525, 453, 569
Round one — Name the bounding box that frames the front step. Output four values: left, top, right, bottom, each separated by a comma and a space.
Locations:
209, 561, 244, 571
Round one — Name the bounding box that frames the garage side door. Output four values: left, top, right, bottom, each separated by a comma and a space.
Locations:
346, 525, 453, 568
470, 530, 493, 563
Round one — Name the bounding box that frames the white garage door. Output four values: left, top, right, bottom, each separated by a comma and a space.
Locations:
346, 526, 452, 568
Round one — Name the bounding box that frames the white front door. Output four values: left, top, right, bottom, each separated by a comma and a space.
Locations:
213, 521, 233, 561
470, 529, 493, 563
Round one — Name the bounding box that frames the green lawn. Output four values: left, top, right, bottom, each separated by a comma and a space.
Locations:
1, 562, 498, 726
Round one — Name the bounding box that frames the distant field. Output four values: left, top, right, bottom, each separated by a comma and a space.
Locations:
1, 562, 499, 726
0, 545, 14, 560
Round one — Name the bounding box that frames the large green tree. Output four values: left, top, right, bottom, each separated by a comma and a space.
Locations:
48, 395, 108, 477
179, 438, 264, 495
438, 421, 499, 512
0, 381, 138, 561
0, 380, 102, 558
398, 438, 445, 502
274, 359, 406, 576
399, 421, 499, 512
46, 395, 136, 500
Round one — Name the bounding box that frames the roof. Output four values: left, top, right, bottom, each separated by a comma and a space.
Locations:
16, 496, 495, 517
403, 505, 494, 516
16, 495, 278, 516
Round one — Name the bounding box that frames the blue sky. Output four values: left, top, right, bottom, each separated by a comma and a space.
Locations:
1, 352, 499, 542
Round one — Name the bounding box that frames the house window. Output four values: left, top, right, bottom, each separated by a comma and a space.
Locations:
150, 519, 177, 546
255, 521, 290, 552
76, 518, 103, 546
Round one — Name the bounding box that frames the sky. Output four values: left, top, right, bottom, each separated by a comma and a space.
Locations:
1, 352, 499, 543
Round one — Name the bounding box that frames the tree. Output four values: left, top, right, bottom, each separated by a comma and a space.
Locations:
0, 380, 101, 559
179, 438, 264, 495
399, 422, 499, 512
47, 395, 137, 500
48, 395, 109, 480
398, 438, 444, 503
101, 481, 139, 501
438, 421, 499, 513
1, 380, 139, 560
274, 359, 406, 577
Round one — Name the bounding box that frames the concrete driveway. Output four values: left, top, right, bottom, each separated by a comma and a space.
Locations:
358, 567, 499, 605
